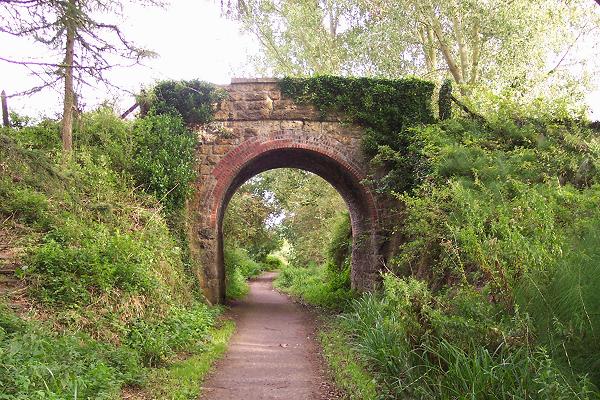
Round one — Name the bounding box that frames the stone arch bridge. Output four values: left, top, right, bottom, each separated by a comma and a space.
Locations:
189, 78, 390, 304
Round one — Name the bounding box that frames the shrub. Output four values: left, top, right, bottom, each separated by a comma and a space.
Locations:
0, 179, 49, 225
5, 118, 61, 151
264, 254, 285, 270
338, 274, 597, 399
74, 107, 133, 172
224, 245, 269, 299
274, 263, 353, 308
145, 79, 227, 126
0, 305, 144, 400
516, 216, 600, 387
130, 113, 197, 212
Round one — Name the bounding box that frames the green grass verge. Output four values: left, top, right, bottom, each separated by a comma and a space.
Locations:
319, 323, 378, 400
142, 319, 235, 399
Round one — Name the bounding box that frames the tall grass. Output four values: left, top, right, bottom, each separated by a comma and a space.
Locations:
338, 275, 598, 399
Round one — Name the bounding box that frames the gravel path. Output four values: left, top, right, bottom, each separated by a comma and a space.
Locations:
200, 272, 341, 400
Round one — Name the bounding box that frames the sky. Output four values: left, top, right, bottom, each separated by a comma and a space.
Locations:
0, 0, 599, 120
0, 1, 258, 118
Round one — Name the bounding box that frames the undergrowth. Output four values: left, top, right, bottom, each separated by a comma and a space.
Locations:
224, 245, 282, 300
0, 81, 230, 399
274, 212, 354, 308
277, 78, 600, 399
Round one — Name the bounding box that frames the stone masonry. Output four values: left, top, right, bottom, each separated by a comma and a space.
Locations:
188, 78, 385, 304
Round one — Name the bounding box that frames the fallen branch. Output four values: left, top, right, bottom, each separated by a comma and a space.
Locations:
120, 102, 139, 119
450, 94, 486, 124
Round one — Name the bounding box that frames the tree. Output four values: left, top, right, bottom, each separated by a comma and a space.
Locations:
259, 169, 346, 266
227, 0, 599, 99
226, 0, 368, 76
223, 175, 283, 261
0, 0, 158, 153
223, 168, 347, 265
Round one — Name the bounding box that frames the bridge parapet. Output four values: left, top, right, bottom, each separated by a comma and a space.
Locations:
213, 78, 342, 122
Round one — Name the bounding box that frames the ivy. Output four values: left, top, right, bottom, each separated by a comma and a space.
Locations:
279, 76, 435, 192
144, 79, 227, 126
438, 79, 453, 120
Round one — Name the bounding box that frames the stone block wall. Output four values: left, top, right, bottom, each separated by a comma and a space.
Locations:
188, 79, 385, 304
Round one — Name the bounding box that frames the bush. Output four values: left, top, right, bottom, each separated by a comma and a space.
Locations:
516, 216, 600, 386
146, 79, 227, 126
338, 274, 597, 399
274, 263, 353, 308
5, 119, 61, 151
28, 228, 156, 305
0, 179, 49, 226
264, 254, 285, 270
0, 305, 144, 400
130, 113, 197, 212
74, 107, 133, 172
224, 246, 269, 299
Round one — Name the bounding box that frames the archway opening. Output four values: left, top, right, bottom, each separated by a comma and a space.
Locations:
204, 146, 379, 303
222, 168, 350, 300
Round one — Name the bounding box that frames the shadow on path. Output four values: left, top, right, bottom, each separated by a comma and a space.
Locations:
200, 272, 335, 400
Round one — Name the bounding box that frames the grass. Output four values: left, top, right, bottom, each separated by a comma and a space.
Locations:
140, 319, 235, 400
224, 245, 279, 300
274, 263, 353, 309
319, 323, 378, 400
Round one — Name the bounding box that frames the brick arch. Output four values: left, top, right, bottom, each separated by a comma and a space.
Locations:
188, 79, 387, 304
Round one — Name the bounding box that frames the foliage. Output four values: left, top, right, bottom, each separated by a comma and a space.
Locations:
230, 0, 599, 107
280, 76, 435, 192
319, 324, 379, 400
274, 263, 353, 308
0, 145, 194, 309
3, 119, 61, 151
280, 76, 434, 134
0, 0, 159, 151
264, 89, 600, 396
337, 275, 597, 399
28, 229, 156, 305
0, 111, 227, 398
141, 320, 235, 400
223, 176, 283, 262
0, 305, 144, 400
145, 79, 227, 126
224, 245, 270, 300
264, 254, 285, 270
515, 217, 600, 385
74, 107, 134, 172
326, 212, 352, 273
438, 79, 453, 120
261, 169, 347, 266
354, 106, 600, 395
125, 304, 219, 367
130, 113, 197, 212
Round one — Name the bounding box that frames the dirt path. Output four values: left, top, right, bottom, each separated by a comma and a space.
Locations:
200, 272, 339, 400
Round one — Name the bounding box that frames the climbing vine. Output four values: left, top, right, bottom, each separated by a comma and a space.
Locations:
279, 76, 435, 193
142, 79, 227, 126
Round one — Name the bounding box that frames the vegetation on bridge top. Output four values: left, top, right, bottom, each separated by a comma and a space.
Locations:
280, 76, 435, 192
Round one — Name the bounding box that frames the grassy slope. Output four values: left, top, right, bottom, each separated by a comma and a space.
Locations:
274, 112, 600, 399
0, 114, 232, 399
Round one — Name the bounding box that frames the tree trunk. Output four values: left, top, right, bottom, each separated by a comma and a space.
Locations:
61, 7, 75, 154
469, 19, 481, 84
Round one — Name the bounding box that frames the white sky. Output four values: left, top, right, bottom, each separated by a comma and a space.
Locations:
0, 0, 599, 120
0, 1, 259, 118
